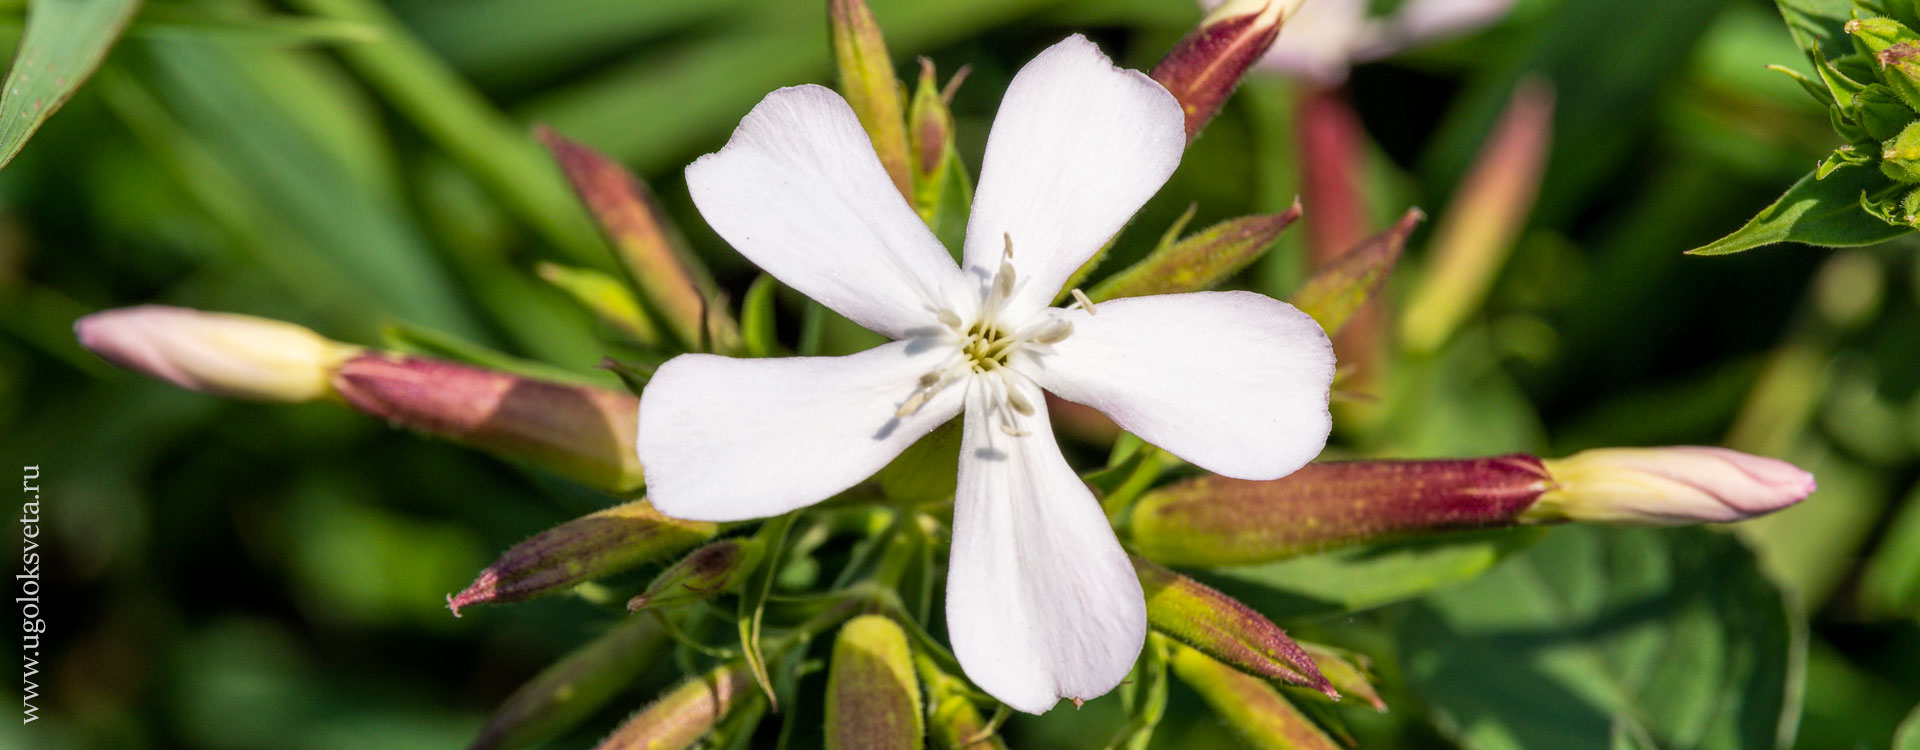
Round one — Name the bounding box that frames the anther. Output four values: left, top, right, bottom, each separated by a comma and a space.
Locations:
998, 423, 1031, 437
918, 371, 941, 387
1002, 232, 1015, 259
1070, 288, 1097, 315
937, 309, 963, 330
994, 261, 1017, 300
1006, 387, 1036, 417
1033, 320, 1073, 345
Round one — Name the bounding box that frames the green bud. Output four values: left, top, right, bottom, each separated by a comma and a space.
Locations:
830, 0, 912, 200
827, 615, 924, 750
596, 663, 754, 750
449, 499, 717, 614
1851, 84, 1917, 142
1167, 644, 1341, 750
1851, 17, 1920, 110
1298, 642, 1385, 712
471, 615, 669, 750
1289, 207, 1424, 337
905, 58, 971, 249
1089, 206, 1303, 302
1887, 120, 1920, 183
535, 262, 661, 346
915, 654, 1007, 750
627, 538, 764, 612
1133, 556, 1333, 696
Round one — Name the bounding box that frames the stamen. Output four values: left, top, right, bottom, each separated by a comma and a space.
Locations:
1006, 387, 1035, 417
937, 309, 963, 330
896, 390, 928, 418
1032, 320, 1073, 345
1002, 232, 1015, 259
918, 371, 941, 387
994, 260, 1017, 300
998, 423, 1031, 437
1070, 288, 1097, 315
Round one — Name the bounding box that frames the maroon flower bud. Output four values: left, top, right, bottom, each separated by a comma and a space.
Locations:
1134, 556, 1334, 697
332, 352, 646, 491
449, 499, 716, 614
1151, 0, 1305, 141
626, 537, 764, 613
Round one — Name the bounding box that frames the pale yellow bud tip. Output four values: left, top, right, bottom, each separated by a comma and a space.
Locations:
1202, 0, 1304, 27
74, 305, 359, 403
1532, 446, 1816, 525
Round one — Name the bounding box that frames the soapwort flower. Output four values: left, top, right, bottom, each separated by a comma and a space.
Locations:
635, 36, 1336, 713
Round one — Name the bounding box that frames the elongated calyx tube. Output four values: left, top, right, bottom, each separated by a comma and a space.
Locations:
826, 615, 924, 750
449, 499, 716, 614
332, 353, 647, 492
595, 662, 753, 750
1129, 447, 1814, 566
1151, 0, 1306, 140
75, 305, 360, 402
1134, 555, 1333, 697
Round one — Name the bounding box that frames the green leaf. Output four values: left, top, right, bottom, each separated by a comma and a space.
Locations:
1774, 0, 1857, 64
1858, 485, 1920, 618
1898, 702, 1920, 750
1192, 530, 1543, 620
0, 0, 140, 171
1688, 167, 1911, 255
1398, 526, 1803, 750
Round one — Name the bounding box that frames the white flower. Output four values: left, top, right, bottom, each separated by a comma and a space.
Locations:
635, 36, 1335, 714
1206, 0, 1515, 85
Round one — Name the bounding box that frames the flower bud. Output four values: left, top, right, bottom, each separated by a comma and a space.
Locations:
1152, 0, 1306, 140
595, 662, 753, 750
471, 615, 669, 750
1886, 120, 1920, 183
74, 305, 359, 402
916, 654, 1007, 750
1399, 78, 1552, 354
826, 615, 923, 750
1290, 207, 1423, 336
1089, 204, 1303, 302
1298, 641, 1384, 711
831, 0, 913, 199
1167, 643, 1340, 750
1851, 84, 1914, 143
906, 58, 970, 244
626, 537, 764, 613
332, 353, 646, 491
534, 262, 661, 346
1134, 556, 1333, 697
1128, 455, 1553, 566
537, 127, 738, 353
449, 499, 716, 614
1531, 447, 1815, 525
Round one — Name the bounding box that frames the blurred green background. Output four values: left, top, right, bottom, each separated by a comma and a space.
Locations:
2, 0, 1918, 747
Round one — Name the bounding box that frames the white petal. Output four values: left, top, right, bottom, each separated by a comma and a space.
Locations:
686, 85, 964, 338
636, 341, 963, 522
1025, 291, 1333, 480
946, 379, 1145, 714
962, 35, 1186, 322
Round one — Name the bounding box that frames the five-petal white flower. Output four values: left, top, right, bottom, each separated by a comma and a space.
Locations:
635, 35, 1335, 714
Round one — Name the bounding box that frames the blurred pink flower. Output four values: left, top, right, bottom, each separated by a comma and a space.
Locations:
1205, 0, 1516, 84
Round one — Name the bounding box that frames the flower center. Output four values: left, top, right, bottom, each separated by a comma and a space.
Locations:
892, 238, 1083, 437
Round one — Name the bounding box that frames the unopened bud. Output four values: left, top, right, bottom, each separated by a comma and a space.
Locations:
831, 0, 913, 199
1134, 556, 1333, 697
74, 305, 359, 402
1851, 84, 1914, 143
1152, 0, 1305, 140
826, 615, 923, 750
1531, 446, 1815, 525
1129, 455, 1553, 566
916, 654, 1008, 750
1167, 643, 1341, 750
537, 128, 738, 352
333, 353, 646, 491
449, 499, 716, 614
1089, 204, 1303, 302
595, 663, 753, 750
907, 58, 971, 243
535, 262, 662, 346
1887, 121, 1920, 183
1298, 642, 1384, 712
626, 537, 764, 613
1290, 207, 1424, 336
471, 615, 669, 750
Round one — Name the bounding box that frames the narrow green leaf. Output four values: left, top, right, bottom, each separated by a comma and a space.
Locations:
125, 5, 379, 45
1289, 208, 1423, 336
380, 322, 604, 386
1194, 530, 1544, 620
1106, 633, 1170, 750
739, 514, 799, 711
0, 0, 140, 170
1897, 702, 1920, 750
1689, 167, 1910, 255
1773, 0, 1855, 62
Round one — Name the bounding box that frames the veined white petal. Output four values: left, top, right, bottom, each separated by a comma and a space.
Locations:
1026, 291, 1333, 480
636, 341, 963, 522
686, 85, 965, 338
946, 379, 1145, 714
962, 35, 1185, 322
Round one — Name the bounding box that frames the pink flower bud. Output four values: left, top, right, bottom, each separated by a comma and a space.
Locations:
74, 305, 358, 402
1533, 447, 1816, 524
1152, 0, 1306, 140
